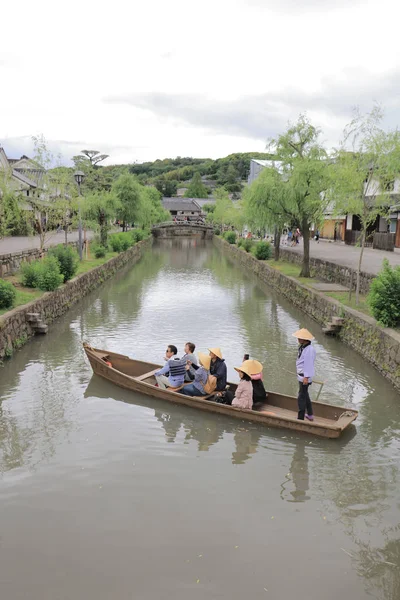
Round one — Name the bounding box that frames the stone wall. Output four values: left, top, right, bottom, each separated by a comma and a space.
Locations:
0, 238, 152, 361
278, 248, 374, 294
215, 237, 400, 391
0, 241, 79, 278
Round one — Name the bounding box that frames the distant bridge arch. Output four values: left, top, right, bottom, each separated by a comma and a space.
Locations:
151, 222, 214, 239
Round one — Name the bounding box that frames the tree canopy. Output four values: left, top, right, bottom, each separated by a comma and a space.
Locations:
330, 106, 400, 302
113, 174, 143, 229
186, 172, 209, 198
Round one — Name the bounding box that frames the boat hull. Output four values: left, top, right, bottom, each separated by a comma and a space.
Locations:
83, 344, 358, 439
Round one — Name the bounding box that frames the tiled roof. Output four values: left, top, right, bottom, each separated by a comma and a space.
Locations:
12, 169, 38, 188
162, 198, 202, 211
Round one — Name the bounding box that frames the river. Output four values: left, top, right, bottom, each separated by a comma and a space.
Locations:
0, 238, 399, 600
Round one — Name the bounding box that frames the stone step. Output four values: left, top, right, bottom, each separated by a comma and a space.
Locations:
332, 317, 344, 326
27, 313, 40, 323
325, 322, 339, 330
322, 327, 337, 335
34, 322, 48, 334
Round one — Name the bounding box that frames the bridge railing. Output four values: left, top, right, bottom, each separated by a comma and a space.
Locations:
152, 221, 212, 228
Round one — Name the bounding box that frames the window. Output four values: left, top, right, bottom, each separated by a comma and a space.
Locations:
384, 180, 395, 192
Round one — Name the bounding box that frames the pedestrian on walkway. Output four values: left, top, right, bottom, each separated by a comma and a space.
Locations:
292, 328, 316, 421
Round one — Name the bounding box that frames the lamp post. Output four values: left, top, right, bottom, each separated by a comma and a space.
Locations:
74, 171, 85, 260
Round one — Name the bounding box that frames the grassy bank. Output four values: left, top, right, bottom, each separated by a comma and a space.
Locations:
0, 286, 44, 316
269, 258, 372, 317
0, 240, 133, 317
221, 234, 375, 319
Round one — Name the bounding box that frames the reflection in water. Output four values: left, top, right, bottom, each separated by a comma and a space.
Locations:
232, 427, 262, 465
1, 239, 400, 600
0, 403, 32, 474
280, 443, 310, 503
86, 376, 260, 464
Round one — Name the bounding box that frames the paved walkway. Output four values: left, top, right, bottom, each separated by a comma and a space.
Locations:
0, 231, 96, 254
282, 239, 400, 276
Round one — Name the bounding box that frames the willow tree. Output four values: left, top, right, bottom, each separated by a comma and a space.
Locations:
139, 186, 170, 228
211, 187, 240, 230
330, 106, 400, 304
268, 115, 330, 276
112, 173, 144, 231
82, 192, 119, 247
243, 167, 289, 260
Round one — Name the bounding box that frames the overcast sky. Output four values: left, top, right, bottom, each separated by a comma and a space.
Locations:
1, 0, 399, 165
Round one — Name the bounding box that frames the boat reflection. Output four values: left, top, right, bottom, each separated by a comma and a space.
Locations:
85, 376, 263, 465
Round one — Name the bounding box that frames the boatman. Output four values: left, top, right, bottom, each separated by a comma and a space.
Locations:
292, 329, 316, 421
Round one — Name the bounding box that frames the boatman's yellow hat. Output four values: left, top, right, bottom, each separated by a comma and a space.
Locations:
292, 328, 314, 341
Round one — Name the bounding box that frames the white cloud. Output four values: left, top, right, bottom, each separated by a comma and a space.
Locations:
0, 0, 399, 164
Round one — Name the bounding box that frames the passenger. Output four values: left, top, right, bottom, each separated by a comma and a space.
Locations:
155, 345, 186, 389
208, 347, 227, 392
180, 353, 211, 397
292, 328, 316, 421
231, 363, 253, 410
242, 359, 267, 406
182, 341, 198, 382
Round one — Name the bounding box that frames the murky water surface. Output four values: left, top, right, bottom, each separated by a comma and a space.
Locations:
1, 239, 399, 600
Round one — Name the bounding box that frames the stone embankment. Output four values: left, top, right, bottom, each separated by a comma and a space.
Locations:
0, 242, 79, 278
0, 238, 152, 361
215, 237, 400, 391
279, 248, 374, 294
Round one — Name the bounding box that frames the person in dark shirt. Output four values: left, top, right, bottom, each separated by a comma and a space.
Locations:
208, 347, 227, 392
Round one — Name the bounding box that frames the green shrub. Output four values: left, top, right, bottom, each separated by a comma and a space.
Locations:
21, 261, 41, 287
224, 231, 236, 244
109, 232, 134, 252
242, 239, 254, 253
132, 229, 146, 243
120, 236, 131, 251
254, 241, 272, 260
48, 245, 79, 281
368, 259, 400, 327
0, 279, 16, 309
21, 257, 63, 290
94, 246, 107, 258
109, 235, 122, 252
213, 227, 221, 236
35, 257, 64, 291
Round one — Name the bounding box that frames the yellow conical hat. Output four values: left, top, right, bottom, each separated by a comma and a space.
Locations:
292, 328, 314, 341
208, 347, 223, 359
234, 359, 263, 376
198, 352, 211, 370
234, 359, 263, 377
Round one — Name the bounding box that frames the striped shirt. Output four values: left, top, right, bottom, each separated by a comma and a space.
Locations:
155, 357, 186, 387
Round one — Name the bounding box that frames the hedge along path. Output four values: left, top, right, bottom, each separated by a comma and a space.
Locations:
0, 237, 152, 362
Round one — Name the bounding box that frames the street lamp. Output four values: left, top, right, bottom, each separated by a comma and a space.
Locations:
74, 171, 85, 260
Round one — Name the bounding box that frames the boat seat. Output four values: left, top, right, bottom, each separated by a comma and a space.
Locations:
135, 369, 159, 382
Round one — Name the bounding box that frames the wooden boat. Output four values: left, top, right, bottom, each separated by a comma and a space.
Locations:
83, 344, 358, 439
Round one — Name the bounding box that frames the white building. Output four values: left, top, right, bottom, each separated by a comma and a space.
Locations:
247, 158, 284, 185
0, 147, 43, 197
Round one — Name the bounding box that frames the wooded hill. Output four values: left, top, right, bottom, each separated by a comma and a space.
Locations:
101, 152, 273, 196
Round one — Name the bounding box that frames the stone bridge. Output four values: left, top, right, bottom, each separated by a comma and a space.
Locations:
151, 222, 214, 239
